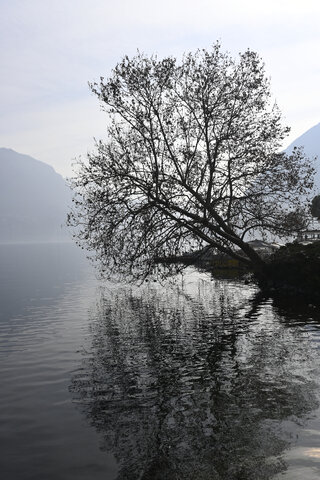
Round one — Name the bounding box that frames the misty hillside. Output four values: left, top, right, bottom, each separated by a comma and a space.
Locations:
286, 122, 320, 190
1, 124, 319, 244
0, 148, 71, 243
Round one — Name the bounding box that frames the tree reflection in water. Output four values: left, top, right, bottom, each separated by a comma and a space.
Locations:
71, 270, 320, 479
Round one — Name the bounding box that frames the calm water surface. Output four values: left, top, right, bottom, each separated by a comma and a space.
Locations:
1, 244, 320, 479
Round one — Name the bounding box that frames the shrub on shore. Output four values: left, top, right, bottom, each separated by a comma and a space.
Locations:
258, 241, 320, 300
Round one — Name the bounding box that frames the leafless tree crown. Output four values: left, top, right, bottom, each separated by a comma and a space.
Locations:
68, 43, 315, 281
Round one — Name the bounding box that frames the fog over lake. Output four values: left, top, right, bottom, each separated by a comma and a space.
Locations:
1, 243, 320, 479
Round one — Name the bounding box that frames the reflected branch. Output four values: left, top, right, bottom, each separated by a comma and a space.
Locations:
71, 275, 319, 479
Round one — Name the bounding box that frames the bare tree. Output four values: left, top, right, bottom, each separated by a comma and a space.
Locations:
68, 43, 314, 281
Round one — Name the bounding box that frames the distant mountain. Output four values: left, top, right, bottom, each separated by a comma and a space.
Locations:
2, 126, 318, 244
285, 122, 320, 190
0, 148, 72, 243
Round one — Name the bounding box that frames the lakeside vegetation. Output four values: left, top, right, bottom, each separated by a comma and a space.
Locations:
260, 241, 320, 301
170, 241, 320, 302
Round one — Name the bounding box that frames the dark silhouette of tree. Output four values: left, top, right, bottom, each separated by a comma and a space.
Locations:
68, 43, 314, 281
311, 195, 320, 220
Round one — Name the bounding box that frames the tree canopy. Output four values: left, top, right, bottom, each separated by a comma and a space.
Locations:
68, 43, 314, 281
311, 195, 320, 220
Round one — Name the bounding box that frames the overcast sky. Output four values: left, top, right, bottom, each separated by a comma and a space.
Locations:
1, 0, 319, 177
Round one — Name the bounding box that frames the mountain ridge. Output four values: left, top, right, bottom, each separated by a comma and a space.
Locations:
285, 123, 320, 190
1, 123, 319, 243
0, 148, 72, 243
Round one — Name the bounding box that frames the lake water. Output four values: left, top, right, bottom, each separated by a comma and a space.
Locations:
1, 243, 320, 479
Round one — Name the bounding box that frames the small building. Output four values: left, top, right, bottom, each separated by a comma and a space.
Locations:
245, 239, 282, 257
297, 229, 320, 243
296, 219, 320, 244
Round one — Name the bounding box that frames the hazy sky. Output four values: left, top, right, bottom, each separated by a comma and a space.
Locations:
1, 0, 319, 177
